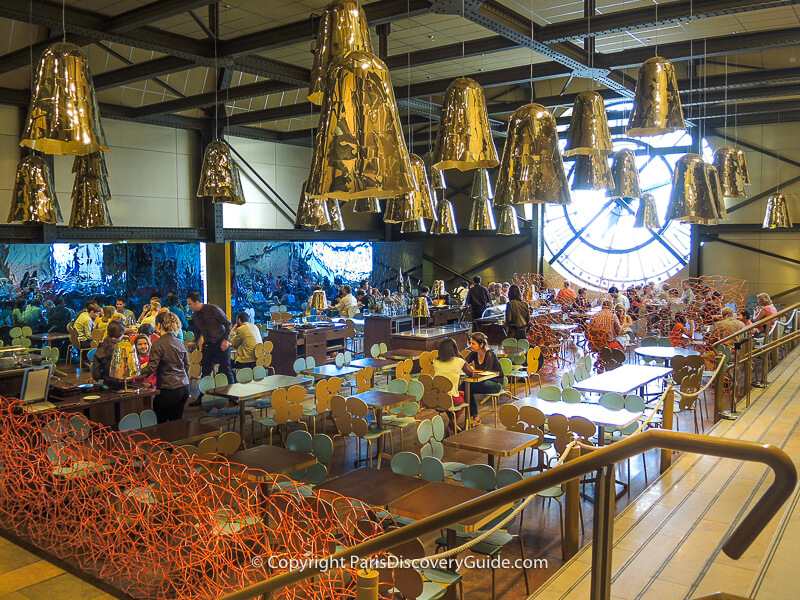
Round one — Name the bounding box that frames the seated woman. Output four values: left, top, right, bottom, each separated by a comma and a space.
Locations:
91, 320, 126, 386
94, 305, 117, 338
432, 338, 471, 434
133, 333, 157, 388
463, 332, 503, 424
615, 304, 634, 346
669, 313, 695, 348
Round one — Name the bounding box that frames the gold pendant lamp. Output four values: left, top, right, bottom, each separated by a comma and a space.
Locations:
383, 196, 406, 224
352, 197, 381, 213
309, 290, 329, 311
627, 56, 687, 137
410, 154, 437, 220
296, 182, 331, 227
497, 205, 520, 235
763, 193, 793, 229
401, 218, 427, 233
609, 149, 642, 199
431, 77, 499, 172
197, 140, 246, 205
308, 0, 372, 105
21, 42, 108, 156
666, 154, 719, 224
634, 193, 661, 229
572, 154, 614, 191
469, 170, 496, 230
564, 91, 613, 157
494, 104, 571, 206
317, 199, 345, 231
432, 199, 458, 234
713, 146, 746, 198
69, 152, 113, 228
737, 149, 751, 185
8, 155, 63, 224
306, 51, 414, 202
706, 163, 728, 220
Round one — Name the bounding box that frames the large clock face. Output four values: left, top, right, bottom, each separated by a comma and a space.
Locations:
543, 132, 693, 291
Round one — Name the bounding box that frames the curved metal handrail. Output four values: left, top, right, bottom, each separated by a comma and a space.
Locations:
217, 429, 797, 600
713, 301, 800, 348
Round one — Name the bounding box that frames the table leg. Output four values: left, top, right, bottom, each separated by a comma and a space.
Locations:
488, 454, 496, 469
240, 397, 248, 449
464, 380, 471, 430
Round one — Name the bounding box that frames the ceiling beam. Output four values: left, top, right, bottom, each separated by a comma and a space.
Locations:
538, 0, 800, 43
93, 56, 195, 90
103, 0, 218, 34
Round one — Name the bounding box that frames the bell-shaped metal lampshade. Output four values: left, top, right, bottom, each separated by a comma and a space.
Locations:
401, 218, 427, 233
21, 42, 108, 156
627, 56, 687, 137
471, 169, 493, 200
410, 154, 436, 220
608, 149, 642, 199
430, 166, 447, 190
572, 155, 614, 191
634, 193, 661, 228
197, 140, 245, 204
383, 196, 406, 224
306, 51, 414, 201
494, 103, 571, 206
432, 77, 499, 172
497, 205, 520, 235
310, 290, 329, 310
296, 183, 331, 227
411, 297, 431, 318
432, 280, 447, 297
763, 193, 793, 228
69, 152, 113, 228
469, 198, 496, 231
308, 0, 372, 105
666, 154, 719, 224
8, 155, 63, 224
432, 198, 458, 234
564, 91, 613, 157
109, 342, 141, 380
317, 199, 345, 231
706, 163, 727, 220
713, 146, 746, 199
352, 197, 381, 212
737, 148, 751, 185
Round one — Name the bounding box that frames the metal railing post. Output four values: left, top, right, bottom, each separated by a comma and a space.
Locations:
660, 387, 675, 474
744, 337, 753, 407
714, 353, 726, 423
564, 443, 582, 559
721, 341, 742, 420
590, 465, 615, 600
356, 570, 379, 600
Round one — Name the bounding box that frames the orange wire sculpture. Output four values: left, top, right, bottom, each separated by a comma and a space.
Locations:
0, 399, 395, 600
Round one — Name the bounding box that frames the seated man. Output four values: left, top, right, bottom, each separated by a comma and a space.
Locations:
588, 300, 623, 351
230, 311, 263, 370
709, 307, 745, 345
74, 303, 101, 349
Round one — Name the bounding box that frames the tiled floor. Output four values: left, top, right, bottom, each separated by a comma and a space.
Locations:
530, 346, 800, 600
0, 535, 119, 600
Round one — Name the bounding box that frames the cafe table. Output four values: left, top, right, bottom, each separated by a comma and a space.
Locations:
314, 466, 429, 508
349, 357, 397, 385
381, 348, 425, 361
230, 445, 317, 477
302, 364, 361, 380
462, 370, 500, 422
349, 389, 415, 466
28, 332, 71, 346
572, 364, 672, 396
210, 375, 313, 448
444, 427, 541, 468
134, 419, 221, 445
634, 346, 700, 366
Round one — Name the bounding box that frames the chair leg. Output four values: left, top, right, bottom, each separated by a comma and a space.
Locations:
518, 536, 530, 595
491, 566, 496, 600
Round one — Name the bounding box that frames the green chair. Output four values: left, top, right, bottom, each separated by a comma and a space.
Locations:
236, 368, 254, 383
561, 387, 582, 403
481, 357, 513, 428
391, 451, 421, 477
538, 385, 562, 402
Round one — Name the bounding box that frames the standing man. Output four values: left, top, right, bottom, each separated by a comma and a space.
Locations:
465, 276, 491, 321
186, 292, 233, 405
230, 311, 263, 370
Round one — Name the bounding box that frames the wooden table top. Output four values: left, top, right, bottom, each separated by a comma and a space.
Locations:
350, 389, 415, 410
513, 397, 643, 430
230, 445, 316, 475
210, 375, 312, 400
303, 365, 361, 378
444, 427, 541, 457
634, 346, 701, 359
381, 349, 424, 360
350, 357, 397, 371
572, 364, 672, 395
387, 481, 510, 533
314, 466, 429, 507
28, 333, 71, 341
50, 386, 157, 411
463, 370, 500, 383
134, 420, 220, 445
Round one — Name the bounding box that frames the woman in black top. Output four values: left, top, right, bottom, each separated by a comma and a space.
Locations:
463, 332, 503, 423
91, 320, 126, 386
141, 311, 190, 423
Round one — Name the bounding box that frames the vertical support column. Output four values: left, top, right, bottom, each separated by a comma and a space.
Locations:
590, 465, 615, 600
206, 242, 233, 319
533, 204, 544, 274
688, 226, 701, 278
563, 443, 582, 559
659, 387, 675, 474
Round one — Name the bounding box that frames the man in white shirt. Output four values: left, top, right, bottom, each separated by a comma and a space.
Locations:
335, 285, 359, 318
230, 311, 264, 369
609, 286, 630, 310
74, 303, 101, 348
680, 280, 695, 304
